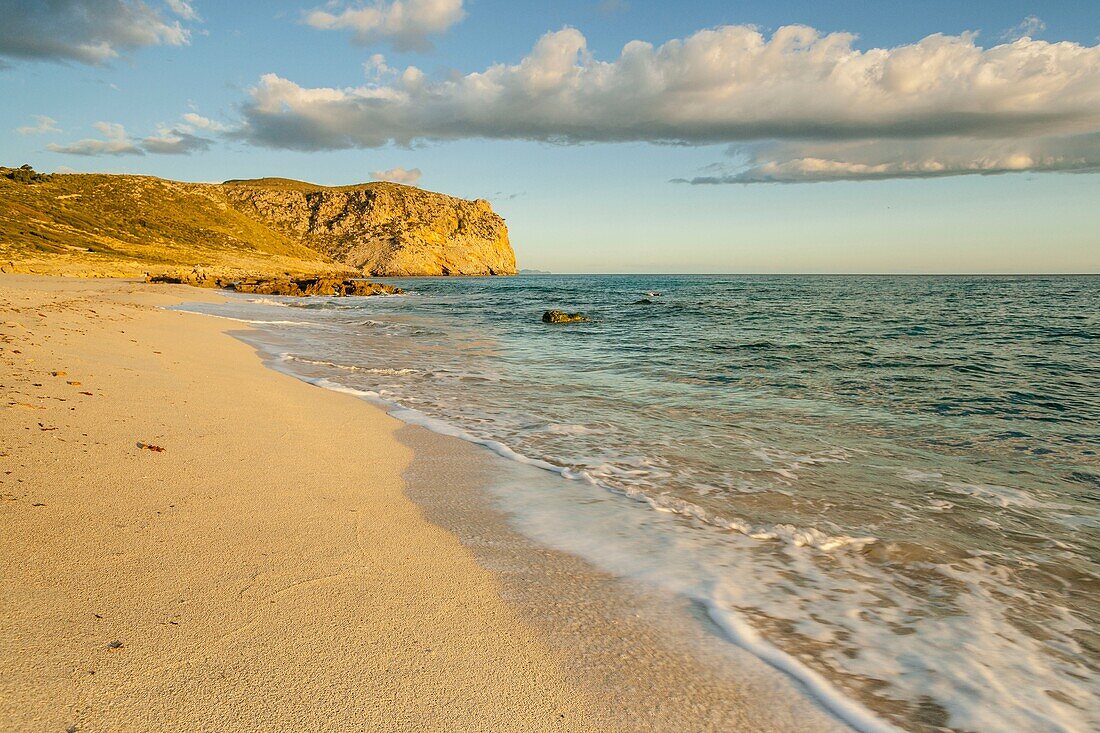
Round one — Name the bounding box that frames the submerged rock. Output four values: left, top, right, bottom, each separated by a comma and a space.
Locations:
632, 299, 654, 305
543, 310, 590, 324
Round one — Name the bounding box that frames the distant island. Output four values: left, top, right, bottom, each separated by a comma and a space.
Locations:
519, 268, 552, 275
0, 165, 517, 279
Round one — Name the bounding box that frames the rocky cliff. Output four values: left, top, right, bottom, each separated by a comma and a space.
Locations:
0, 168, 516, 278
221, 178, 516, 276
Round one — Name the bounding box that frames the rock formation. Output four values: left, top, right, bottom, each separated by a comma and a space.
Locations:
221, 178, 516, 277
225, 277, 404, 297
146, 267, 402, 296
542, 310, 590, 323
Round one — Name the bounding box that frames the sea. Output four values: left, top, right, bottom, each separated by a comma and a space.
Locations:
178, 275, 1099, 733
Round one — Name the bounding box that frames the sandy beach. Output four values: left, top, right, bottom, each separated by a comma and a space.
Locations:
0, 275, 609, 732
0, 275, 854, 733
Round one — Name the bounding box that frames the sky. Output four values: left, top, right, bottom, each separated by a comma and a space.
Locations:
1, 0, 1098, 273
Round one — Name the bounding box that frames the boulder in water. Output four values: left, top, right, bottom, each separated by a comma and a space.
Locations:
542, 310, 590, 324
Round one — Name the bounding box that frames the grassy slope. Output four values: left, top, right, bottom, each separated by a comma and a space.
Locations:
0, 174, 349, 278
222, 177, 414, 195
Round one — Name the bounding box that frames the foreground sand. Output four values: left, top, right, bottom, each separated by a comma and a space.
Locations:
0, 276, 602, 732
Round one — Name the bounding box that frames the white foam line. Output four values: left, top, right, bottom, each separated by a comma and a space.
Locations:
182, 311, 315, 327
273, 369, 902, 733
704, 605, 904, 733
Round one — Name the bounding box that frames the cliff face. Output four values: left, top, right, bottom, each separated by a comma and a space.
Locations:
221, 179, 517, 276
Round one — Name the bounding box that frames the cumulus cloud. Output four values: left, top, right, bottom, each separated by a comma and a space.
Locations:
239, 26, 1100, 146
15, 115, 62, 136
0, 0, 194, 66
47, 120, 214, 156
303, 0, 465, 50
235, 24, 1100, 182
370, 166, 422, 184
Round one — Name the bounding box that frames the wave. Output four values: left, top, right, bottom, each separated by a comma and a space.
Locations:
261, 366, 900, 733
245, 297, 292, 308
279, 354, 424, 377
187, 312, 316, 327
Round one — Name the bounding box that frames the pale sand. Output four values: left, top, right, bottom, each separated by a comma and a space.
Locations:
0, 276, 603, 732
0, 275, 849, 733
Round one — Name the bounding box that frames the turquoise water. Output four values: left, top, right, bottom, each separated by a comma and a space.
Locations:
181, 275, 1099, 732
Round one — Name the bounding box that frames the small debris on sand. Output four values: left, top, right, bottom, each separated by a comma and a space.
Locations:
51, 370, 66, 377
106, 640, 123, 649
138, 442, 165, 452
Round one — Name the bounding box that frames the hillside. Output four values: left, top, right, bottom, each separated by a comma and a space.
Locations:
0, 167, 516, 278
221, 178, 516, 276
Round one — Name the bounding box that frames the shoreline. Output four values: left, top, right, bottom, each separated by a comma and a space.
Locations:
1, 275, 847, 732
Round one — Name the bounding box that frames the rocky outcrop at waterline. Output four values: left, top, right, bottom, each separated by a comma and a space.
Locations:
146, 269, 403, 297
225, 277, 404, 297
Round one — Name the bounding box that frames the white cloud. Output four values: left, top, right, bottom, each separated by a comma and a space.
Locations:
363, 53, 395, 80
234, 24, 1100, 182
303, 0, 465, 50
15, 115, 61, 136
677, 134, 1100, 183
1001, 15, 1046, 42
181, 112, 229, 132
141, 125, 214, 154
165, 0, 200, 21
47, 119, 214, 156
48, 122, 143, 156
240, 26, 1100, 146
370, 166, 422, 184
0, 0, 194, 66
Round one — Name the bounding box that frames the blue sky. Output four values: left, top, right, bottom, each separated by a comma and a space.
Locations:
2, 0, 1098, 273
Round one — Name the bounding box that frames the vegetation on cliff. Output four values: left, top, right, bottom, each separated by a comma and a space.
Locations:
0, 168, 516, 279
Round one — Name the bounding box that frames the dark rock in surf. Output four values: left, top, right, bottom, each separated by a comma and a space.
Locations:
543, 308, 589, 323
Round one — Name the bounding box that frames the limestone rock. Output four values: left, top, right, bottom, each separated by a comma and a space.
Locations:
221, 179, 516, 277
